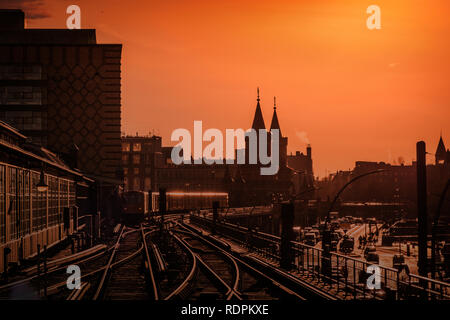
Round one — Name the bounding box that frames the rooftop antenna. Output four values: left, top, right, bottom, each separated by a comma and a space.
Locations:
257, 87, 260, 102
274, 96, 276, 110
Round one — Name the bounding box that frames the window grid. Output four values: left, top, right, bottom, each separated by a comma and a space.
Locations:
0, 165, 5, 243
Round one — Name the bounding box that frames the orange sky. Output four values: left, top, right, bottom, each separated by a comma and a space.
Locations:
9, 0, 450, 177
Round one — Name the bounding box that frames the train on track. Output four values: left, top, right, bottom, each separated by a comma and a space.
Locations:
122, 191, 150, 224
122, 190, 228, 224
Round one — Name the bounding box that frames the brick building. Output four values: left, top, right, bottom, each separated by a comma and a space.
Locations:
121, 134, 166, 191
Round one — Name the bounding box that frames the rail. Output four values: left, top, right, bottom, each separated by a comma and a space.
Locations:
150, 243, 168, 274
176, 222, 306, 300
92, 225, 126, 300
173, 227, 241, 300
141, 226, 160, 300
164, 232, 197, 300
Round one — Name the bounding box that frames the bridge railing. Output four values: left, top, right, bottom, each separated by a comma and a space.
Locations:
189, 214, 450, 300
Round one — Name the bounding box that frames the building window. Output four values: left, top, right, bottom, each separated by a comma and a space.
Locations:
122, 143, 130, 152
123, 168, 128, 175
0, 86, 42, 105
0, 65, 42, 80
0, 165, 5, 243
20, 170, 31, 237
122, 154, 129, 163
60, 179, 69, 210
2, 111, 43, 131
144, 177, 151, 190
32, 171, 46, 232
146, 154, 152, 165
134, 168, 139, 175
69, 182, 76, 207
133, 143, 141, 152
47, 176, 59, 227
133, 178, 140, 191
7, 167, 18, 240
133, 154, 140, 165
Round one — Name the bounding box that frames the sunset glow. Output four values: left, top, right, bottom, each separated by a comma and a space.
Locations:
10, 0, 450, 177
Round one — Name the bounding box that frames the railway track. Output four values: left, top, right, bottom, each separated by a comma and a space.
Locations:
42, 226, 128, 299
0, 224, 160, 300
0, 235, 118, 300
90, 224, 158, 300
166, 224, 306, 301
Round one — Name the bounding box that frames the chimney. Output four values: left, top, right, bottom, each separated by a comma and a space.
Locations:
307, 144, 312, 159
0, 10, 25, 30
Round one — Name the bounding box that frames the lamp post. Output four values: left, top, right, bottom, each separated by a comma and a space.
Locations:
321, 169, 386, 280
36, 168, 48, 193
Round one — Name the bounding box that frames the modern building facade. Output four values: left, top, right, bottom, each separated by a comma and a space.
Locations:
0, 9, 122, 181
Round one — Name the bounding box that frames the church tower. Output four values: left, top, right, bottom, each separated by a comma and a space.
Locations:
245, 88, 267, 165
270, 97, 288, 168
251, 87, 266, 130
436, 134, 446, 165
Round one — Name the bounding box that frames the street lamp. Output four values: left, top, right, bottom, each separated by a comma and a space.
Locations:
36, 168, 48, 192
321, 169, 386, 280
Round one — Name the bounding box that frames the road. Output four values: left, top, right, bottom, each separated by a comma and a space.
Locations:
345, 223, 420, 274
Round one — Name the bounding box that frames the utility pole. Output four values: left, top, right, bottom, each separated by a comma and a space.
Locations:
148, 189, 152, 222
280, 202, 295, 270
159, 188, 166, 235
212, 201, 219, 235
416, 141, 428, 281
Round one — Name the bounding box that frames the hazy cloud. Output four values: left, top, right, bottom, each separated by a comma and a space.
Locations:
0, 0, 50, 19
295, 130, 310, 145
389, 62, 399, 68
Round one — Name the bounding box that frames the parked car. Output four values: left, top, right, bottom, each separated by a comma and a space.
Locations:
393, 254, 405, 269
311, 229, 321, 241
340, 236, 355, 254
366, 252, 380, 264
304, 233, 317, 246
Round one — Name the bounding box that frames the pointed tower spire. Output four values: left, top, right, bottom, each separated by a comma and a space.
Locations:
270, 96, 281, 136
251, 87, 265, 130
436, 133, 446, 164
